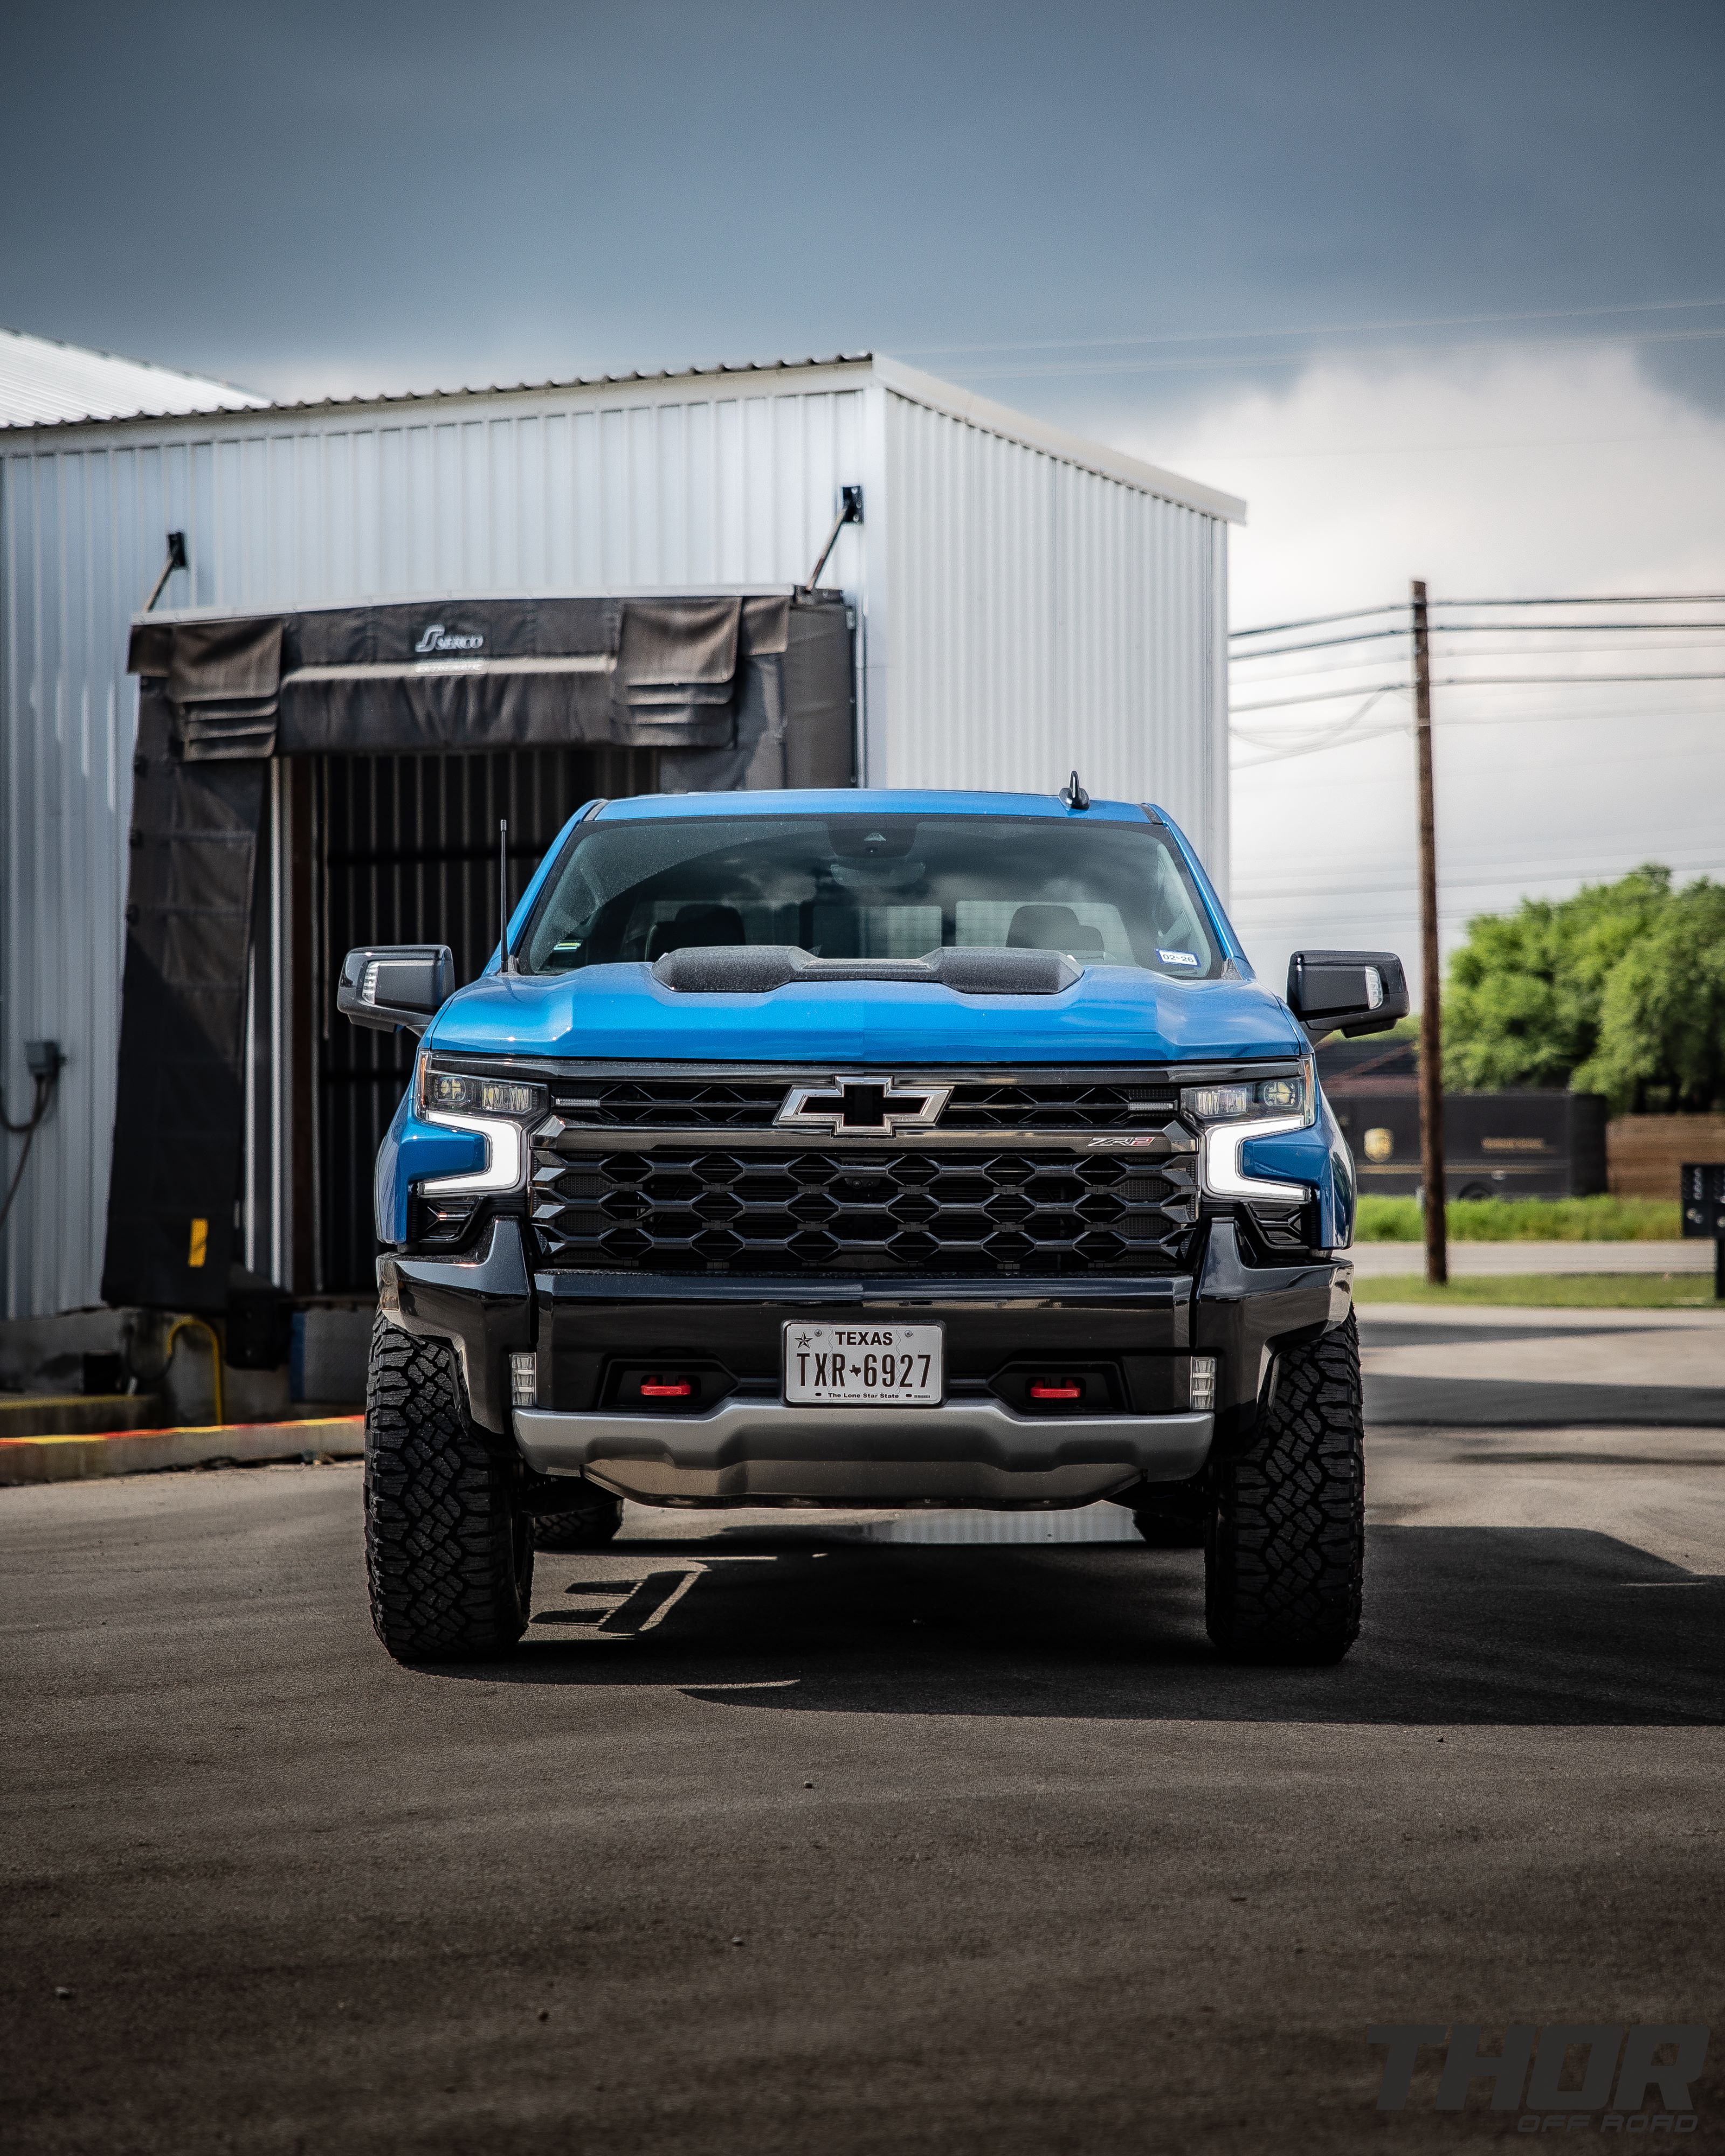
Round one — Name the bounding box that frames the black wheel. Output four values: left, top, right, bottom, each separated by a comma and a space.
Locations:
363, 1314, 534, 1663
1205, 1312, 1364, 1665
533, 1487, 624, 1551
1133, 1505, 1208, 1549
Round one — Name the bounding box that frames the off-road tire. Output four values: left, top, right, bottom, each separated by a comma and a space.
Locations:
363, 1315, 533, 1662
533, 1488, 625, 1551
1204, 1312, 1364, 1664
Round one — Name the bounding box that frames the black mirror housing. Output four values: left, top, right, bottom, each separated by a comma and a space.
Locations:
337, 945, 455, 1034
1286, 949, 1410, 1039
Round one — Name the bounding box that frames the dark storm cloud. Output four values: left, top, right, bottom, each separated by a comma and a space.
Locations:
4, 0, 1723, 404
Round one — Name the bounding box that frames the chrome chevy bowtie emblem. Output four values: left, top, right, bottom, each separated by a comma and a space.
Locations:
775, 1075, 952, 1136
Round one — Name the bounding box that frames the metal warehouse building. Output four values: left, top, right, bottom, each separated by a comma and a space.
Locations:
1, 349, 1242, 1322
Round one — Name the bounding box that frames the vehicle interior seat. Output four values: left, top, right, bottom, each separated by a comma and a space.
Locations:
1004, 903, 1106, 957
645, 903, 747, 958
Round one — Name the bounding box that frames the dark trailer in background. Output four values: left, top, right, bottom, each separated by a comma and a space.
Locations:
1318, 1040, 1607, 1201
104, 591, 854, 1315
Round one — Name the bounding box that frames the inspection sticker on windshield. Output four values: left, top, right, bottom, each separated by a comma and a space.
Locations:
1158, 948, 1199, 968
784, 1323, 943, 1406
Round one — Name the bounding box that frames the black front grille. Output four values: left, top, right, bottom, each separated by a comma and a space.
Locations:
549, 1077, 789, 1128
942, 1081, 1177, 1130
546, 1073, 1178, 1131
531, 1145, 1198, 1276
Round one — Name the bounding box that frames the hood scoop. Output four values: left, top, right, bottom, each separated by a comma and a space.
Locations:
652, 944, 1083, 997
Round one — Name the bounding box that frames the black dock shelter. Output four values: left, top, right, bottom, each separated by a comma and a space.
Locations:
105, 590, 854, 1314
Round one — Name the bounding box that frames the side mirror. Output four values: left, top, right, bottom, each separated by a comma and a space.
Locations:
1286, 949, 1410, 1040
337, 945, 455, 1034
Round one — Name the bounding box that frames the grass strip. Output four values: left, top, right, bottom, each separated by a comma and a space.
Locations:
1354, 1195, 1680, 1242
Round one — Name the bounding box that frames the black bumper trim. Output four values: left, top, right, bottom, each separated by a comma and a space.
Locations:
378, 1217, 533, 1435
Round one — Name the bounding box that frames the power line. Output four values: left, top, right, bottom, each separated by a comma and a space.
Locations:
1232, 627, 1412, 662
1231, 701, 1725, 766
1234, 672, 1725, 720
1231, 592, 1725, 640
1434, 593, 1725, 609
1230, 843, 1725, 903
1434, 671, 1725, 689
900, 295, 1725, 362
1232, 603, 1407, 639
1233, 681, 1409, 713
956, 323, 1725, 382
1236, 620, 1725, 664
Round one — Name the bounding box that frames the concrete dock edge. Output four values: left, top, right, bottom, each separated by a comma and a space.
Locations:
0, 1416, 365, 1486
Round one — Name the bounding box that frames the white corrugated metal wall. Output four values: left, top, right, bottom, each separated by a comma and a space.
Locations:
0, 371, 870, 1315
877, 377, 1231, 889
0, 357, 1236, 1317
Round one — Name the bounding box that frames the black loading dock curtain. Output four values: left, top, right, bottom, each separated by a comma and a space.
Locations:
105, 591, 854, 1310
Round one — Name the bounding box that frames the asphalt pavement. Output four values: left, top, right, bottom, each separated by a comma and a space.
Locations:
4, 1309, 1724, 2154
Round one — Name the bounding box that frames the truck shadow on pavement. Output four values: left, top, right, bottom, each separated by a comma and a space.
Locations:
437, 1524, 1725, 1726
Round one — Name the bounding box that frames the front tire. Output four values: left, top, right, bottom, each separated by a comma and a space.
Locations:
1205, 1313, 1364, 1665
363, 1315, 533, 1663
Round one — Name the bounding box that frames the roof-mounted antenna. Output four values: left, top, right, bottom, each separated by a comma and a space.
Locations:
1059, 770, 1091, 812
498, 817, 514, 974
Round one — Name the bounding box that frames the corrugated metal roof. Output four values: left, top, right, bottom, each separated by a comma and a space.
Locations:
5, 348, 872, 433
2, 344, 1243, 521
0, 327, 268, 427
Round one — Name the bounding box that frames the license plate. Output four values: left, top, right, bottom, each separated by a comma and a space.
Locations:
783, 1322, 943, 1406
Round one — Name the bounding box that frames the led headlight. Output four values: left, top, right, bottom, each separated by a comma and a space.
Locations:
1183, 1061, 1316, 1203
416, 1062, 547, 1197
1180, 1068, 1312, 1124
423, 1070, 544, 1117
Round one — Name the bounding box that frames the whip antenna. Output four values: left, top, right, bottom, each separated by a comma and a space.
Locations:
499, 818, 512, 973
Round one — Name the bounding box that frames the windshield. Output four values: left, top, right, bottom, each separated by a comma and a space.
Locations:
519, 813, 1223, 978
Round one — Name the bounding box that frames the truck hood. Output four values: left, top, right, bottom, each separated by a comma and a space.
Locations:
426, 962, 1308, 1066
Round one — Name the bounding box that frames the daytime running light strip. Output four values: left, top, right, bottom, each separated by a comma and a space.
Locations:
1202, 1114, 1311, 1205
420, 1112, 525, 1196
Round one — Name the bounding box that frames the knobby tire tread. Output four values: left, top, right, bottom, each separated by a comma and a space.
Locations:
364, 1314, 532, 1662
1205, 1311, 1364, 1664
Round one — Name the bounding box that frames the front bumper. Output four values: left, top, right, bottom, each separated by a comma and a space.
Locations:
378, 1216, 1351, 1509
515, 1396, 1214, 1508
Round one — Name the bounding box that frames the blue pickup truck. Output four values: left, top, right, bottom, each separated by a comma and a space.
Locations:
339, 787, 1406, 1668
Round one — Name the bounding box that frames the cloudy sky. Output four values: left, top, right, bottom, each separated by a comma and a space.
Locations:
6, 0, 1723, 984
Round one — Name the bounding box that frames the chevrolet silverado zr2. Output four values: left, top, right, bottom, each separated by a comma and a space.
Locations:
339, 787, 1407, 1666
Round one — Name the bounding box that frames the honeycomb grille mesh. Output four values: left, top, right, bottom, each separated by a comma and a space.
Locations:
532, 1145, 1198, 1276
546, 1075, 1177, 1132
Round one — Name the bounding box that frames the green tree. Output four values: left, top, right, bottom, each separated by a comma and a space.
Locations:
1443, 866, 1670, 1093
1441, 865, 1725, 1110
1575, 878, 1725, 1112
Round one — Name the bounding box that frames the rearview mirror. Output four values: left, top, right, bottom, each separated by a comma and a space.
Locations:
1286, 949, 1409, 1040
336, 945, 456, 1034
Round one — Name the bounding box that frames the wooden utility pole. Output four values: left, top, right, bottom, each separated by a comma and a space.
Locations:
1412, 579, 1447, 1287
